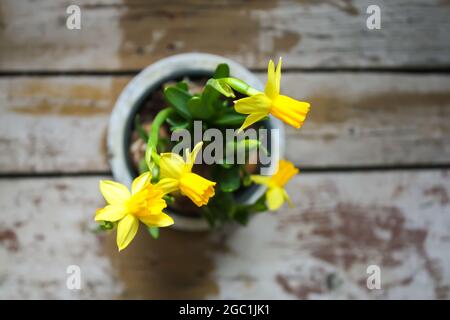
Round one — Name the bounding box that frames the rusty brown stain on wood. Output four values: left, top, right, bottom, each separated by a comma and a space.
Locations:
358, 274, 414, 290
117, 0, 300, 68
422, 252, 450, 299
9, 78, 129, 117
424, 185, 450, 205
307, 91, 450, 125
279, 200, 450, 298
100, 127, 109, 167
297, 203, 427, 268
54, 183, 68, 191
273, 31, 301, 52
103, 227, 220, 299
13, 82, 112, 101
297, 0, 358, 16
392, 185, 405, 199
0, 228, 19, 252
11, 104, 112, 117
275, 272, 326, 299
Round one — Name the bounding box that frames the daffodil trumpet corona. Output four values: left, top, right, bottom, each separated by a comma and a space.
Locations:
157, 141, 216, 207
95, 172, 174, 251
250, 160, 298, 211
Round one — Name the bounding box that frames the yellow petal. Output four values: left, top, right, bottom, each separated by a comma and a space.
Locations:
186, 141, 203, 171
234, 94, 271, 115
99, 180, 130, 206
127, 184, 167, 219
238, 112, 268, 133
283, 189, 294, 208
116, 214, 139, 251
179, 172, 216, 207
95, 205, 127, 222
159, 153, 185, 179
264, 59, 278, 99
156, 178, 180, 194
271, 95, 310, 129
250, 175, 271, 187
131, 171, 151, 195
275, 57, 282, 96
271, 160, 299, 187
266, 186, 285, 211
145, 186, 168, 215
140, 213, 174, 228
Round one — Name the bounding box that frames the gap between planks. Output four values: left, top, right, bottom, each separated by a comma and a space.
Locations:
1, 165, 450, 180
2, 67, 450, 77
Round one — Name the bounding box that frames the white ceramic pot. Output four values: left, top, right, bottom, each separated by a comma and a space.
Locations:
108, 53, 284, 231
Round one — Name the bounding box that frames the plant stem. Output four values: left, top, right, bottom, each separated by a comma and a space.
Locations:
145, 107, 174, 167
222, 78, 260, 96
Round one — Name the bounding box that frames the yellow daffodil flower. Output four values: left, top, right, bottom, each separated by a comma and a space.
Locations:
157, 142, 216, 207
95, 172, 173, 251
234, 58, 310, 132
251, 160, 299, 211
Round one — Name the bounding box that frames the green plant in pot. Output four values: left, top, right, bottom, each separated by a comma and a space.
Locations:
95, 56, 310, 251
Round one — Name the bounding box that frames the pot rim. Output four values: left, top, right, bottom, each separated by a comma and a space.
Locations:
108, 53, 285, 231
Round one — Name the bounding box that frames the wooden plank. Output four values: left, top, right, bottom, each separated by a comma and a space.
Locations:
0, 76, 129, 173
1, 73, 450, 173
1, 170, 449, 298
283, 73, 450, 167
0, 175, 122, 299
1, 0, 450, 71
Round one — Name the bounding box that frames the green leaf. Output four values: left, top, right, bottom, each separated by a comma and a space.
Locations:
214, 165, 241, 193
206, 189, 236, 223
213, 112, 247, 126
219, 162, 234, 169
233, 196, 267, 225
166, 113, 190, 131
201, 84, 223, 116
221, 169, 241, 192
225, 139, 261, 161
213, 63, 230, 79
148, 226, 159, 239
205, 79, 235, 98
176, 81, 189, 91
164, 87, 192, 120
232, 208, 251, 225
138, 158, 149, 174
134, 114, 148, 141
241, 166, 252, 187
201, 206, 216, 228
187, 96, 214, 120
247, 195, 268, 213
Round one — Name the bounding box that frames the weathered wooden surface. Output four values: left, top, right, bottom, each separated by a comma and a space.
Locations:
1, 171, 449, 299
0, 77, 128, 173
1, 0, 449, 301
1, 73, 450, 173
0, 176, 122, 299
1, 0, 450, 71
